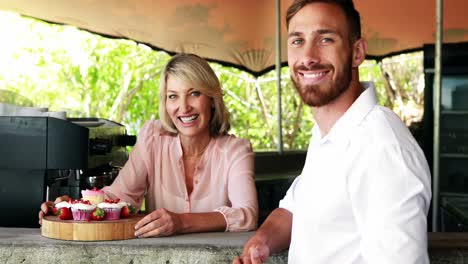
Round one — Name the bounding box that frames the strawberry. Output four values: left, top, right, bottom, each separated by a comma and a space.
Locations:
91, 207, 105, 221
120, 206, 130, 218
52, 206, 58, 216
57, 207, 73, 220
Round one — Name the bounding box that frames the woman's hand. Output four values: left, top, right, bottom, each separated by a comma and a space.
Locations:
38, 195, 70, 225
38, 201, 54, 225
134, 208, 184, 237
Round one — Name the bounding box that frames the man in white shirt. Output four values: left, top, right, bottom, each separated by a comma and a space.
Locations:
234, 0, 431, 263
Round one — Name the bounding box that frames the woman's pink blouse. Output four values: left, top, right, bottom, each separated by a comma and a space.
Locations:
102, 120, 258, 231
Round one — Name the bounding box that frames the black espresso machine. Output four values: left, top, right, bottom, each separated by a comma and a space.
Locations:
0, 116, 135, 227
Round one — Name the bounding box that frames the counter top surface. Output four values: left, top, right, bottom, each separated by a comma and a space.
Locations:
2, 228, 468, 264
0, 227, 253, 247
2, 228, 468, 248
2, 228, 468, 249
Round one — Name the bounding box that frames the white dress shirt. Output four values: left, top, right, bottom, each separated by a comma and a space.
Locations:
280, 82, 431, 264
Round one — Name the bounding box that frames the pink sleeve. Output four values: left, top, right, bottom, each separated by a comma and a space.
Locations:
102, 120, 157, 208
215, 138, 258, 232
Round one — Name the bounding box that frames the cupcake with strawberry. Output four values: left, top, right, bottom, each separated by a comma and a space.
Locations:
54, 200, 72, 210
97, 198, 123, 220
81, 187, 105, 205
70, 199, 96, 221
53, 200, 73, 220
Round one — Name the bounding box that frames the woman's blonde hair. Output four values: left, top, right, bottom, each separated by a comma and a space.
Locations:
159, 53, 230, 135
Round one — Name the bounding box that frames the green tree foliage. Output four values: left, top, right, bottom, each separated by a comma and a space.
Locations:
211, 65, 314, 151
0, 11, 424, 151
0, 12, 171, 134
358, 54, 425, 126
379, 53, 425, 125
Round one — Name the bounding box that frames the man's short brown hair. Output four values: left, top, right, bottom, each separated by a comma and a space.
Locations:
286, 0, 362, 42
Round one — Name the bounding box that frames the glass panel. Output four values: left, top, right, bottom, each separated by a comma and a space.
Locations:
440, 158, 468, 193
440, 75, 468, 158
441, 76, 468, 111
440, 114, 468, 155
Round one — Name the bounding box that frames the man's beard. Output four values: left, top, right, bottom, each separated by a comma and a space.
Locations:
291, 56, 353, 107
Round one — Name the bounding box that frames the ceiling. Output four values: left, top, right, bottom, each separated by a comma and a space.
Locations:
0, 0, 466, 76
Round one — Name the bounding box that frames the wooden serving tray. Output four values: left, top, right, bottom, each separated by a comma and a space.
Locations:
41, 215, 144, 241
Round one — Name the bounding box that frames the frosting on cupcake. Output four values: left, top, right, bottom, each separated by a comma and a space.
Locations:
98, 198, 124, 209
70, 199, 96, 210
81, 187, 105, 205
81, 187, 104, 196
98, 202, 123, 209
55, 201, 72, 209
72, 203, 96, 210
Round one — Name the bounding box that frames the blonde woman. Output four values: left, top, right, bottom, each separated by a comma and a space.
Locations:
40, 54, 258, 237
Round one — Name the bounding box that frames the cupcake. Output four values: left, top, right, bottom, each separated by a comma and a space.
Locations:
53, 200, 73, 220
54, 200, 72, 210
97, 199, 123, 220
71, 199, 96, 221
81, 187, 105, 205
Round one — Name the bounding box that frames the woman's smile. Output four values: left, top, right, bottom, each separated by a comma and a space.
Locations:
178, 114, 199, 125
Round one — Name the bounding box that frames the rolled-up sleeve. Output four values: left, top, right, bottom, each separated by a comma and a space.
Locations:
215, 139, 258, 232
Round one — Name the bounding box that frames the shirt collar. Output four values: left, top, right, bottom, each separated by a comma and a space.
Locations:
176, 133, 212, 169
315, 82, 377, 148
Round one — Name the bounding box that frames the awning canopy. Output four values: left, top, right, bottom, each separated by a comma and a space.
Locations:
0, 0, 466, 76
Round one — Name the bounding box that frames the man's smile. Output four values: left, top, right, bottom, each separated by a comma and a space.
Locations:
298, 69, 330, 85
